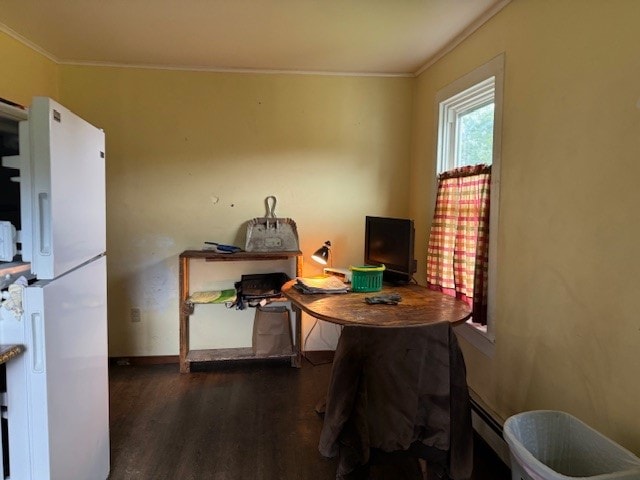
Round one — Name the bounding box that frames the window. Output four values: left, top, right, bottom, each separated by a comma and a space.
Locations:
438, 77, 495, 173
432, 54, 504, 357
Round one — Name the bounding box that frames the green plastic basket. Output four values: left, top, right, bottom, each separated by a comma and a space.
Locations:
349, 265, 385, 292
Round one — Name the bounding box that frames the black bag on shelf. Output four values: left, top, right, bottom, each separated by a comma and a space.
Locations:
234, 272, 290, 309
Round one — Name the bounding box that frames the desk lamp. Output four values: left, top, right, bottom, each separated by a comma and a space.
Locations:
307, 241, 342, 366
311, 241, 332, 267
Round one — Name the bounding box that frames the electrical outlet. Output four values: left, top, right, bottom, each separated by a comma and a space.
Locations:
130, 307, 141, 323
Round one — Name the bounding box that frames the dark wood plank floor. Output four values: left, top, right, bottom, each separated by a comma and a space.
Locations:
108, 359, 510, 480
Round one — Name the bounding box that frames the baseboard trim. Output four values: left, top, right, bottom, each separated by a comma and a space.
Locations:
110, 355, 179, 366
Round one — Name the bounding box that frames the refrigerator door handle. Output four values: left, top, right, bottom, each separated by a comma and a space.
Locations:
38, 192, 51, 255
31, 312, 45, 373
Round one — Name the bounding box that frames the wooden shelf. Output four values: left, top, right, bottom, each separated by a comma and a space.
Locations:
180, 250, 301, 261
179, 250, 303, 373
186, 347, 296, 364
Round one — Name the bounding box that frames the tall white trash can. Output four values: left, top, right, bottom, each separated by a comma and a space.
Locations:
503, 410, 640, 480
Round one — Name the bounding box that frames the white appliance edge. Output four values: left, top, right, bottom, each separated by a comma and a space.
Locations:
1, 97, 109, 479
21, 97, 106, 279
5, 256, 109, 480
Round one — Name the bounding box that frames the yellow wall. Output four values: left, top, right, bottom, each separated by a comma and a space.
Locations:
5, 0, 640, 454
0, 31, 58, 104
57, 65, 414, 356
411, 0, 640, 452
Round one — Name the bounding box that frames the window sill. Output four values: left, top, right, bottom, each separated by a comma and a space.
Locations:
454, 320, 495, 358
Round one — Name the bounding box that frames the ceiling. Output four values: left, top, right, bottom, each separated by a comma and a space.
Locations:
0, 0, 508, 76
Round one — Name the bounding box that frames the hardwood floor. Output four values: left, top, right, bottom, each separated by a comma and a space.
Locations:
108, 360, 511, 480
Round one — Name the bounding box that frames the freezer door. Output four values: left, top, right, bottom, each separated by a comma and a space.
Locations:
18, 256, 110, 480
25, 97, 105, 279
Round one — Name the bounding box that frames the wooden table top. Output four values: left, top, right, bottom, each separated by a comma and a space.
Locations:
281, 280, 472, 328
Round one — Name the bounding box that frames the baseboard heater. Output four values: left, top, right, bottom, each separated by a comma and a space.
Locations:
469, 394, 511, 466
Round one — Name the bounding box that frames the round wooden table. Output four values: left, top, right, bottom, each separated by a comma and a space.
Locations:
283, 280, 475, 478
281, 279, 472, 328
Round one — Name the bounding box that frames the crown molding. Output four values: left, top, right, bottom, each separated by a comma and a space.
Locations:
58, 60, 414, 78
0, 22, 59, 63
414, 0, 512, 77
0, 21, 412, 78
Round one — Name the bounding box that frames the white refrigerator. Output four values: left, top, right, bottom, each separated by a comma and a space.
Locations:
0, 97, 109, 480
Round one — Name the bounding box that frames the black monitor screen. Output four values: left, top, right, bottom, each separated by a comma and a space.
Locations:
364, 216, 416, 283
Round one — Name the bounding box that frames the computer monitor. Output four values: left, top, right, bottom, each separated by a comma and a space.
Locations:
364, 216, 417, 284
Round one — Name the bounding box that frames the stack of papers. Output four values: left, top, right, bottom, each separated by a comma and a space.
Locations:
294, 275, 349, 294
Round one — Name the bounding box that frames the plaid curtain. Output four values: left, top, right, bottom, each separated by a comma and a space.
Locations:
426, 165, 491, 325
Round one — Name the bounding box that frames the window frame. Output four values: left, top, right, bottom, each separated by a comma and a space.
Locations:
438, 77, 496, 173
433, 53, 504, 357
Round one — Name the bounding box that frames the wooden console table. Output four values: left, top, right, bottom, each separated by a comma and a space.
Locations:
179, 250, 302, 373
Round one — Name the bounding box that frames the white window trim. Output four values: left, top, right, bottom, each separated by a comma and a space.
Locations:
438, 77, 495, 173
433, 53, 504, 358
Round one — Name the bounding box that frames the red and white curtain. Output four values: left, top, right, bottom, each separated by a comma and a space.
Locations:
426, 165, 491, 325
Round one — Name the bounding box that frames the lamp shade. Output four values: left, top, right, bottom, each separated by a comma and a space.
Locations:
312, 241, 331, 265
